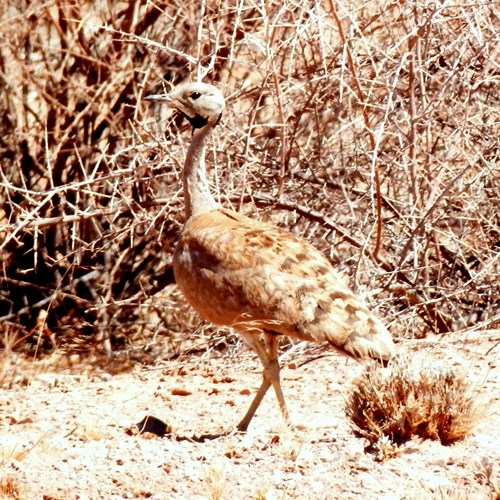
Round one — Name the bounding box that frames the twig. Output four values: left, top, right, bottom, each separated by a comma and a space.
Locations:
328, 0, 383, 258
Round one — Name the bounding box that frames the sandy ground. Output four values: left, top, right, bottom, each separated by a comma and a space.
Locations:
0, 330, 498, 500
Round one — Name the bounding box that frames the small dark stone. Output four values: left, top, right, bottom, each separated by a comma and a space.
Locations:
136, 415, 170, 437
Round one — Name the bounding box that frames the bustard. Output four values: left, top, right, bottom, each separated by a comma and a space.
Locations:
148, 82, 395, 432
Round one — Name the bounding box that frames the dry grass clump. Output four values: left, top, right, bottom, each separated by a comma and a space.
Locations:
0, 476, 22, 500
0, 0, 498, 358
203, 461, 228, 500
345, 355, 482, 447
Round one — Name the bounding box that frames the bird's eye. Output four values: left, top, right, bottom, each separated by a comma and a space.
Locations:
190, 92, 201, 100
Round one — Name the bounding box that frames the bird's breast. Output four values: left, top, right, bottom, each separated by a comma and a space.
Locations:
172, 239, 249, 326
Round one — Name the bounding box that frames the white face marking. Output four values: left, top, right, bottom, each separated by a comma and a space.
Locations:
168, 83, 225, 126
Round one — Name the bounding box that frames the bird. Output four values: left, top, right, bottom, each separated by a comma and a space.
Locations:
147, 82, 395, 432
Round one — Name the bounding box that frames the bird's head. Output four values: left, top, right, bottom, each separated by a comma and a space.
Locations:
146, 82, 225, 131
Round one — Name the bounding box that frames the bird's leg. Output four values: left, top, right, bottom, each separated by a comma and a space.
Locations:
236, 377, 272, 432
236, 332, 289, 432
264, 333, 290, 425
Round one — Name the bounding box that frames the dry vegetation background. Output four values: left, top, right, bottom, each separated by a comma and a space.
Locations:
0, 0, 499, 360
0, 1, 499, 498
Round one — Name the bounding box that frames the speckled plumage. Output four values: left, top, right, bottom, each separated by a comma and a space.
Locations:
174, 208, 393, 360
149, 82, 395, 431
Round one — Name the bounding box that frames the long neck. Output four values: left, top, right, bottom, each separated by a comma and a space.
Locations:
183, 126, 219, 219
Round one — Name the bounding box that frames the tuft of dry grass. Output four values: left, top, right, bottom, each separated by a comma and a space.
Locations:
253, 486, 271, 500
0, 476, 22, 500
268, 421, 307, 462
73, 420, 108, 442
345, 354, 483, 447
479, 457, 500, 500
0, 431, 51, 465
203, 460, 228, 500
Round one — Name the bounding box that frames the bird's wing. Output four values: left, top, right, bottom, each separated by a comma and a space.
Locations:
178, 208, 336, 275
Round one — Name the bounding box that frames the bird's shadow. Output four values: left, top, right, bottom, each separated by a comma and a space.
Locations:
133, 415, 235, 442
173, 431, 234, 443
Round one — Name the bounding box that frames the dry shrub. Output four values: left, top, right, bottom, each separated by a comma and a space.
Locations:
0, 0, 498, 358
345, 355, 482, 446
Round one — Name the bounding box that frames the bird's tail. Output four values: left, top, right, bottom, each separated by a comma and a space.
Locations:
335, 309, 395, 362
